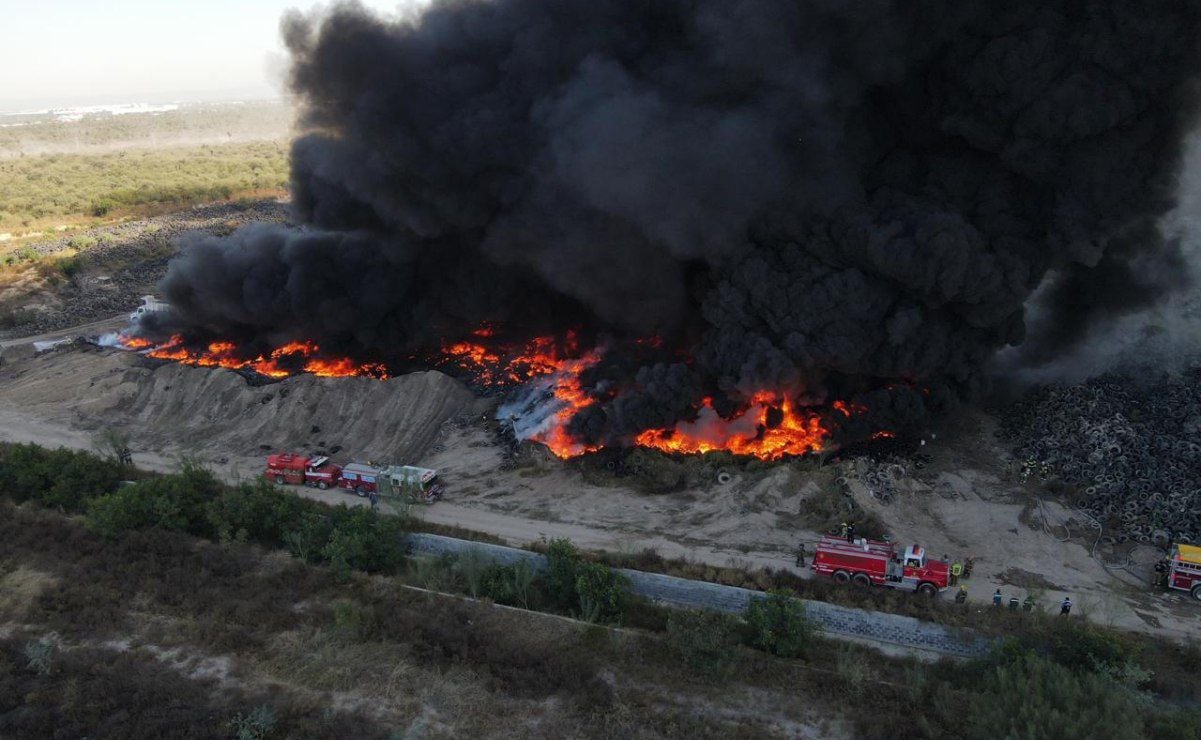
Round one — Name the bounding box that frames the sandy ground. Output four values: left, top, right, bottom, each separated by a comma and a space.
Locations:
1, 336, 1197, 643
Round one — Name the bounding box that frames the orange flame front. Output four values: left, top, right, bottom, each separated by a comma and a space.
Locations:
527, 351, 604, 458
138, 335, 388, 379
116, 325, 897, 460
634, 393, 829, 460
440, 330, 579, 387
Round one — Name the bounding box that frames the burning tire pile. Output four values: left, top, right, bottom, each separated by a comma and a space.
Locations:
1000, 369, 1201, 544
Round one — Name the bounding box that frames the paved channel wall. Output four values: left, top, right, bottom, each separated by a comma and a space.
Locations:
406, 533, 993, 658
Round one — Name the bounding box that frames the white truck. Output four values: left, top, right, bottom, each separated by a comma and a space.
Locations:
129, 295, 170, 324
379, 465, 444, 503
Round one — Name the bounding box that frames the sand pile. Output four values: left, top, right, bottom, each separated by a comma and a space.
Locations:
0, 345, 474, 463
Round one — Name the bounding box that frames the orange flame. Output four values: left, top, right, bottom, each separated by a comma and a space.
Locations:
133, 324, 891, 460
634, 394, 829, 460
117, 334, 153, 350
440, 330, 580, 387
144, 335, 386, 379
527, 351, 604, 458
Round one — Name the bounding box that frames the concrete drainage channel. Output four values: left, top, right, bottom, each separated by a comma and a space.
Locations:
406, 533, 994, 659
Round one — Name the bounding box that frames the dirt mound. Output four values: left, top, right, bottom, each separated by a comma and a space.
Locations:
0, 345, 474, 463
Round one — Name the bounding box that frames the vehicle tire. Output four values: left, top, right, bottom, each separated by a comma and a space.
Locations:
917, 582, 938, 597
852, 573, 871, 588
275, 475, 285, 485
317, 481, 328, 490
1192, 584, 1201, 601
832, 571, 850, 584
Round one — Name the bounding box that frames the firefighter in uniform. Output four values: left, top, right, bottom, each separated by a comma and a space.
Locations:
794, 543, 806, 567
954, 585, 968, 604
1060, 596, 1072, 616
1023, 594, 1035, 612
950, 561, 963, 585
1008, 595, 1020, 611
993, 589, 1003, 607
845, 522, 856, 543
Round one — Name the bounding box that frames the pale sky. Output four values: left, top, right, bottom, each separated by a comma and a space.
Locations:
0, 0, 411, 110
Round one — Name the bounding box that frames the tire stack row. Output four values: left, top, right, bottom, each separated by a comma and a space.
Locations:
839, 459, 907, 504
999, 369, 1201, 544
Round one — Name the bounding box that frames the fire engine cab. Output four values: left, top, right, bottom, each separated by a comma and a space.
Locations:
1157, 544, 1201, 600
265, 453, 342, 490
811, 535, 950, 596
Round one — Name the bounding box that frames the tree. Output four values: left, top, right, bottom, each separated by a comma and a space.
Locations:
745, 590, 815, 658
574, 562, 630, 623
545, 538, 582, 611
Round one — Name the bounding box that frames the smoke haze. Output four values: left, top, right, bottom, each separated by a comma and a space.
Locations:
156, 0, 1201, 445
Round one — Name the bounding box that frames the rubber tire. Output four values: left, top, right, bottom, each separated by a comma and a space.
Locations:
832, 571, 850, 584
317, 481, 328, 490
275, 475, 285, 485
917, 582, 938, 597
852, 573, 872, 588
1192, 584, 1201, 601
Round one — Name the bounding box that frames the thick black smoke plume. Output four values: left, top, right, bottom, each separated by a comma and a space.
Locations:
157, 0, 1201, 446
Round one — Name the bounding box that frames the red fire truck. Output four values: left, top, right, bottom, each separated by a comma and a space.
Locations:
339, 462, 380, 496
265, 453, 342, 490
811, 535, 950, 596
1156, 544, 1201, 600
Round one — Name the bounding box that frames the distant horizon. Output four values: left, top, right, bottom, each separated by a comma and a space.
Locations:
0, 0, 410, 115
0, 87, 287, 116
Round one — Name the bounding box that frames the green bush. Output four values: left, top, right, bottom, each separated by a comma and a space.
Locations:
1, 442, 409, 583
665, 610, 740, 676
53, 254, 83, 277
206, 479, 312, 544
960, 655, 1149, 739
574, 561, 630, 623
455, 548, 491, 598
479, 563, 517, 603
282, 513, 332, 564
542, 538, 629, 622
0, 443, 124, 509
546, 538, 582, 611
85, 464, 221, 540
322, 506, 405, 574
1042, 620, 1134, 673
745, 590, 815, 659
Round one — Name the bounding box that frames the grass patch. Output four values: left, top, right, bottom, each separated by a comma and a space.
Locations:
0, 141, 288, 231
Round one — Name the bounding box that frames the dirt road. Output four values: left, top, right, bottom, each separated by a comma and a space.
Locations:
0, 314, 126, 348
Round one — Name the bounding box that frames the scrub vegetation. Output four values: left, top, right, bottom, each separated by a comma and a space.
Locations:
2, 441, 1200, 738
